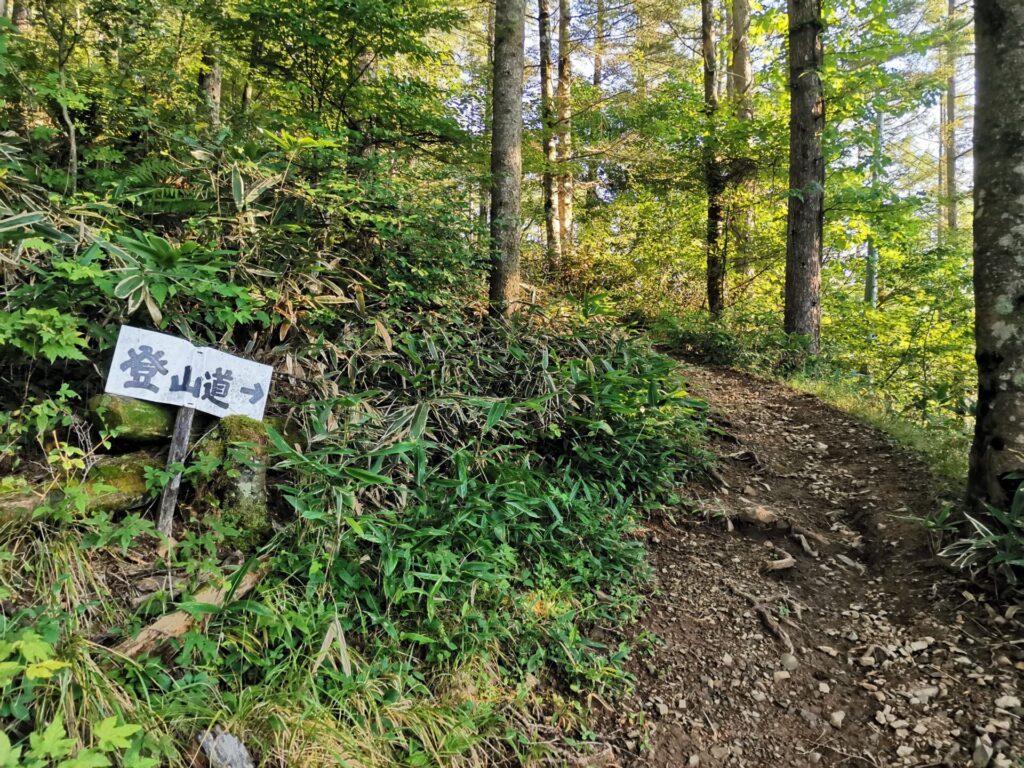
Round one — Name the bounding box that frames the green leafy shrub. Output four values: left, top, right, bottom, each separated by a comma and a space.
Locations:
0, 616, 155, 767
942, 481, 1024, 593
1, 312, 709, 765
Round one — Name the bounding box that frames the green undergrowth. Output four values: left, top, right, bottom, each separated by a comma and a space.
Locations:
0, 313, 711, 767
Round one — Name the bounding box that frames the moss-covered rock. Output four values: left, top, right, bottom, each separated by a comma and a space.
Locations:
220, 415, 268, 444
1, 451, 163, 520
217, 416, 270, 549
89, 394, 175, 441
0, 483, 43, 524
74, 451, 162, 512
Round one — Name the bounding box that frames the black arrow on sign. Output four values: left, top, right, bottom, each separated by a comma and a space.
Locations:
241, 382, 264, 404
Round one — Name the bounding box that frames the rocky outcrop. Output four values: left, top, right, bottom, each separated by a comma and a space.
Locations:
89, 394, 175, 441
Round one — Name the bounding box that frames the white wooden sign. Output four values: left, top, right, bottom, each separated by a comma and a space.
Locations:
106, 326, 273, 421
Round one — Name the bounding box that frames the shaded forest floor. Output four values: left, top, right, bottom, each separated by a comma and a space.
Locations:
587, 366, 1023, 768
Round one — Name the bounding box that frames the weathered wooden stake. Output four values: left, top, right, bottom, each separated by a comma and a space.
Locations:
157, 405, 195, 537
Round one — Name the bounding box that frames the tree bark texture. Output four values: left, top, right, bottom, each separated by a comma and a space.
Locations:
728, 0, 754, 275
728, 0, 752, 121
864, 110, 882, 308
479, 0, 495, 242
943, 0, 957, 232
556, 0, 574, 277
199, 48, 223, 126
783, 0, 824, 352
584, 0, 604, 209
539, 0, 561, 274
11, 0, 29, 32
487, 0, 526, 315
968, 0, 1024, 513
703, 0, 725, 318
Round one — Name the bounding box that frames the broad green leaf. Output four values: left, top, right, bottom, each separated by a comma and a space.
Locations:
343, 467, 392, 485
24, 659, 69, 679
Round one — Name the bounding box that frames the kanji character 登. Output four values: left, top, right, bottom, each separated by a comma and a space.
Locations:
119, 345, 168, 393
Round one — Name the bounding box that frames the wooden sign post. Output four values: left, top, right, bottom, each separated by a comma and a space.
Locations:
156, 405, 195, 536
105, 326, 273, 538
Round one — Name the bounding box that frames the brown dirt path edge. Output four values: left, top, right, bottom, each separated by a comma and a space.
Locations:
588, 366, 1023, 768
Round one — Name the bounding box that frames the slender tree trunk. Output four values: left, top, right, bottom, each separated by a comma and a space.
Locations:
556, 0, 574, 278
703, 0, 725, 318
199, 47, 223, 126
863, 240, 879, 308
937, 101, 945, 239
967, 0, 1024, 514
864, 110, 882, 308
6, 1, 28, 134
11, 0, 29, 32
943, 0, 957, 231
717, 4, 728, 100
37, 3, 78, 197
783, 0, 824, 353
240, 35, 261, 115
729, 0, 752, 121
479, 0, 495, 243
487, 0, 526, 315
584, 0, 604, 208
539, 0, 561, 273
58, 64, 77, 195
727, 0, 753, 275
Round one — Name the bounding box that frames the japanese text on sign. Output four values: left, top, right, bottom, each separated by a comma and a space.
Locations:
105, 326, 273, 420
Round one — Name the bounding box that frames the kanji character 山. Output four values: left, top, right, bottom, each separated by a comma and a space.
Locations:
169, 365, 202, 398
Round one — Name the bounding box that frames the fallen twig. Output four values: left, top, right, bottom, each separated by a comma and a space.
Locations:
765, 554, 797, 571
791, 533, 819, 558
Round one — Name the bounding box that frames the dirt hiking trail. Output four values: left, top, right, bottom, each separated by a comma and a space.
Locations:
590, 366, 1023, 768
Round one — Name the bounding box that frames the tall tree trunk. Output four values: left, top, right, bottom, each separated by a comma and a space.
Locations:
479, 0, 495, 244
703, 0, 725, 318
864, 110, 883, 308
487, 0, 526, 315
539, 0, 561, 274
584, 0, 604, 208
727, 0, 753, 275
728, 0, 752, 121
967, 0, 1024, 513
6, 1, 28, 134
783, 0, 824, 353
199, 47, 223, 126
58, 63, 77, 195
943, 0, 957, 231
36, 2, 77, 195
11, 0, 29, 32
240, 35, 261, 116
556, 0, 574, 279
937, 101, 945, 239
